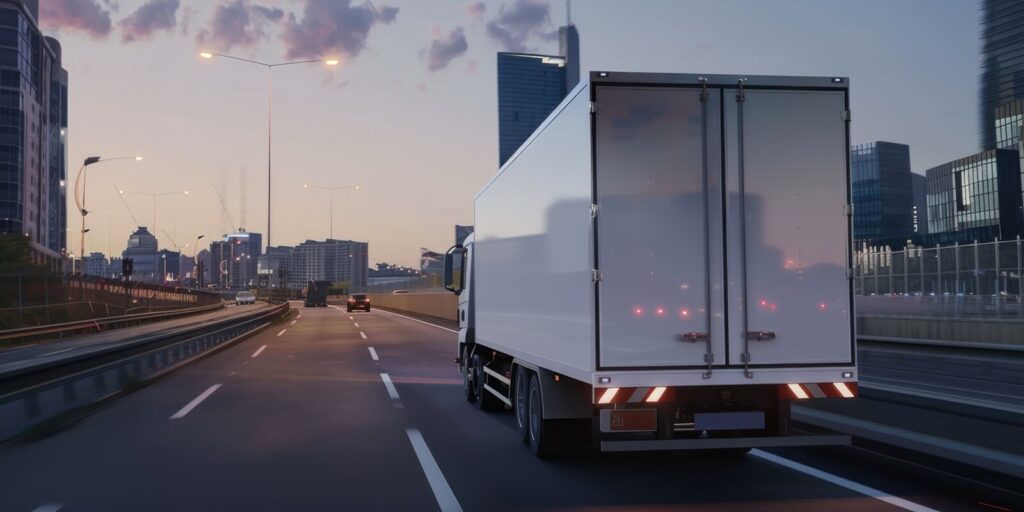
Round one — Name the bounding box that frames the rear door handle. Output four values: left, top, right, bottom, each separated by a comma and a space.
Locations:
745, 331, 776, 341
681, 332, 709, 342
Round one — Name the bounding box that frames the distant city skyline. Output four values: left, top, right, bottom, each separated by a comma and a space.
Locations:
40, 0, 981, 267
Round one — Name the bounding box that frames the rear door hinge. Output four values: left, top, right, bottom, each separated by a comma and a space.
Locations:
589, 101, 598, 114
846, 267, 855, 279
590, 203, 600, 218
843, 204, 853, 216
842, 110, 851, 122
592, 269, 602, 283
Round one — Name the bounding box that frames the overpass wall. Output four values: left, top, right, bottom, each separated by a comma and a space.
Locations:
368, 293, 458, 322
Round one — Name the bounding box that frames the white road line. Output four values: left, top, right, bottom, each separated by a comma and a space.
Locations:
360, 331, 367, 339
276, 329, 287, 337
290, 320, 297, 326
349, 316, 354, 320
32, 504, 64, 512
368, 346, 379, 361
751, 450, 939, 512
380, 373, 400, 400
229, 371, 237, 376
251, 345, 267, 358
406, 429, 463, 512
35, 347, 74, 358
354, 322, 360, 328
169, 384, 222, 420
374, 308, 459, 334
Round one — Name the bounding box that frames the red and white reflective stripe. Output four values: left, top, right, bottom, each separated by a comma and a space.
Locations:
833, 382, 856, 398
646, 386, 667, 403
594, 386, 671, 404
597, 388, 619, 404
783, 382, 858, 400
804, 383, 828, 399
787, 383, 810, 399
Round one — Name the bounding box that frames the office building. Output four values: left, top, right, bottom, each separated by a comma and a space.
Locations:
194, 249, 209, 287
0, 1, 68, 269
851, 142, 914, 241
206, 230, 262, 290
83, 252, 107, 277
911, 173, 928, 235
123, 227, 159, 283
496, 23, 580, 166
259, 245, 293, 288
994, 98, 1023, 150
107, 256, 121, 279
979, 0, 1024, 149
286, 239, 368, 292
925, 149, 1022, 243
157, 249, 180, 284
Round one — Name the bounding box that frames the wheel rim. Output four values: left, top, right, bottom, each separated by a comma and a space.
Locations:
529, 384, 540, 441
516, 373, 528, 429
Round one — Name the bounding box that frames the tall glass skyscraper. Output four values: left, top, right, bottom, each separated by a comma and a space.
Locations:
979, 0, 1024, 149
994, 98, 1022, 150
496, 24, 580, 166
0, 1, 68, 268
851, 142, 914, 241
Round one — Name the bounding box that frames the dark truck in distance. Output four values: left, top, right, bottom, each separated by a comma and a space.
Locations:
347, 293, 371, 312
304, 280, 329, 308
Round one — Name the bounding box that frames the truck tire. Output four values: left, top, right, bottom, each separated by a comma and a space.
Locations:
462, 347, 476, 403
514, 366, 531, 443
472, 354, 501, 411
366, 306, 371, 312
528, 373, 553, 456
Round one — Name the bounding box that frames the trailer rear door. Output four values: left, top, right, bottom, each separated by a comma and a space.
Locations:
594, 85, 726, 369
724, 88, 853, 367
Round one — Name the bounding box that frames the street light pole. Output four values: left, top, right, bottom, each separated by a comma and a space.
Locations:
199, 52, 339, 252
303, 184, 359, 240
118, 189, 189, 248
74, 155, 142, 272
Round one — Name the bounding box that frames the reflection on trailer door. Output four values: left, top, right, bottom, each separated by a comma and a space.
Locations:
724, 89, 853, 366
595, 85, 726, 369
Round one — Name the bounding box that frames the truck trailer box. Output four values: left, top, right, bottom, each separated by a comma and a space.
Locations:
449, 72, 856, 453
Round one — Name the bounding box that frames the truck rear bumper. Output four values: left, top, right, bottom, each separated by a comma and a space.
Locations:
600, 434, 850, 452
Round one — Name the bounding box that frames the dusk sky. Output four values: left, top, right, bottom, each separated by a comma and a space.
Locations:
43, 0, 980, 267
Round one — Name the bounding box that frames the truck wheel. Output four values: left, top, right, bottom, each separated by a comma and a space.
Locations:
514, 366, 531, 443
462, 347, 476, 403
366, 306, 371, 312
528, 374, 553, 456
472, 354, 501, 411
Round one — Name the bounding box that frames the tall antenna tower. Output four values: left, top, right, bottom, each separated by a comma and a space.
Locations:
239, 167, 247, 231
566, 0, 572, 25
219, 169, 229, 235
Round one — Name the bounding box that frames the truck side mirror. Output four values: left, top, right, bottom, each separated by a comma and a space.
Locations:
444, 246, 466, 294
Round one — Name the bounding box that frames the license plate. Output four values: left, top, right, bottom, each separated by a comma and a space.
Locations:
600, 409, 657, 433
693, 411, 765, 431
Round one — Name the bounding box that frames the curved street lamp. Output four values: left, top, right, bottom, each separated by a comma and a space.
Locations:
303, 184, 360, 240
74, 155, 143, 272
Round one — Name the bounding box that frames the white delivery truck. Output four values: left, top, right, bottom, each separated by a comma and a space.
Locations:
444, 72, 857, 456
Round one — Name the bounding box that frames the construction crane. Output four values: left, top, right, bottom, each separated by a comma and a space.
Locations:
212, 184, 237, 235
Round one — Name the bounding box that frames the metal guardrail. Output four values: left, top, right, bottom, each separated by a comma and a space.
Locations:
0, 302, 289, 442
0, 302, 225, 346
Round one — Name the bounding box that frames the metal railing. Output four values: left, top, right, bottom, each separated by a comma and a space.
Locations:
0, 302, 289, 442
0, 302, 224, 346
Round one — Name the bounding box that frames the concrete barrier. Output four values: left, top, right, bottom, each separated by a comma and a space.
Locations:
368, 293, 457, 322
857, 315, 1024, 347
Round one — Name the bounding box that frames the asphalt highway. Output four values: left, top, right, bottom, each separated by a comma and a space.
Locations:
0, 303, 1019, 511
